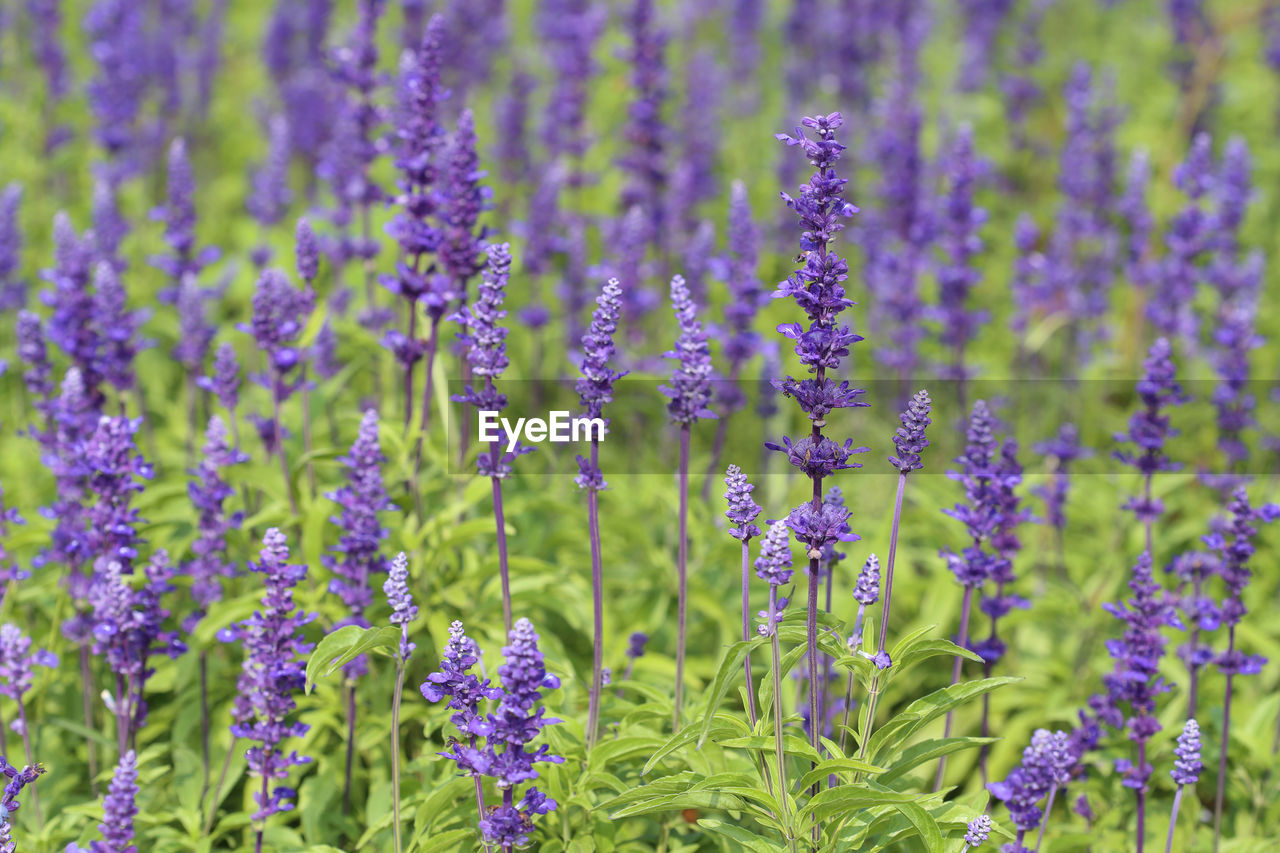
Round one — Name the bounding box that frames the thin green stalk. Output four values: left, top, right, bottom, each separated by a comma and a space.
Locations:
1165, 786, 1184, 853
390, 660, 406, 853
769, 586, 798, 853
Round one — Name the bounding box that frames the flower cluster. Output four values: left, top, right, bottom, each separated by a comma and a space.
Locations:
1171, 718, 1201, 786
84, 416, 153, 576
220, 529, 316, 820
723, 464, 762, 542
246, 269, 312, 402
941, 401, 1004, 589
1089, 553, 1179, 791
67, 749, 138, 853
988, 728, 1074, 847
185, 416, 247, 632
1114, 338, 1187, 525
0, 758, 44, 847
661, 275, 715, 427
423, 620, 563, 848
575, 278, 626, 491
889, 389, 932, 474
383, 553, 417, 662
0, 625, 58, 718
325, 410, 391, 677
150, 139, 221, 303
1033, 423, 1090, 533
1204, 487, 1279, 674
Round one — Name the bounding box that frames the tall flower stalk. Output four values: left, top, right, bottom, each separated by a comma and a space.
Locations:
770, 112, 866, 764
859, 390, 932, 756
661, 274, 715, 730
383, 553, 417, 853
67, 749, 138, 853
574, 278, 625, 747
1206, 488, 1278, 851
325, 409, 391, 812
0, 759, 44, 850
453, 245, 526, 634
724, 465, 762, 727
219, 529, 315, 853
754, 520, 796, 852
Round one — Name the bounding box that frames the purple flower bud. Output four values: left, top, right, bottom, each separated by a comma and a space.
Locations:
723, 464, 761, 542
754, 520, 793, 586
1171, 718, 1201, 786
889, 389, 932, 473
964, 813, 992, 847
853, 555, 880, 606
661, 275, 716, 426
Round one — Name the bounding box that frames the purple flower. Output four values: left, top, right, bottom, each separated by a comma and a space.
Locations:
1204, 487, 1279, 643
438, 108, 489, 307
39, 370, 95, 608
618, 0, 669, 256
1089, 553, 1179, 791
964, 813, 992, 848
15, 311, 52, 407
421, 620, 502, 743
452, 245, 531, 478
889, 389, 932, 474
0, 625, 58, 707
82, 749, 139, 853
42, 213, 103, 412
1171, 718, 1201, 785
383, 552, 417, 661
723, 464, 761, 542
85, 0, 148, 177
941, 400, 1004, 587
0, 185, 26, 310
184, 416, 246, 632
626, 632, 648, 660
754, 520, 794, 587
717, 181, 765, 411
853, 554, 881, 607
1115, 338, 1187, 523
0, 758, 44, 840
989, 728, 1074, 837
196, 342, 242, 414
150, 139, 221, 303
248, 115, 293, 236
1033, 423, 1091, 532
0, 483, 26, 588
495, 69, 535, 186
660, 275, 715, 426
936, 124, 987, 381
84, 416, 152, 575
93, 262, 146, 394
574, 278, 626, 488
383, 14, 446, 308
220, 528, 316, 821
1150, 134, 1214, 343
324, 409, 392, 676
245, 269, 311, 400
485, 619, 564, 787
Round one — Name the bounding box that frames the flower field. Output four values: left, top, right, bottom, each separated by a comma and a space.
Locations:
0, 0, 1279, 851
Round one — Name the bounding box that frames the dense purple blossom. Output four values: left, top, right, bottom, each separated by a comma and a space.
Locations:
1034, 423, 1090, 532
196, 342, 242, 415
325, 409, 391, 677
383, 553, 416, 661
661, 275, 715, 427
936, 124, 987, 382
941, 401, 1003, 588
964, 813, 992, 848
989, 728, 1074, 844
958, 0, 1015, 91
1115, 338, 1187, 525
1089, 553, 1179, 792
438, 109, 489, 305
1204, 487, 1278, 662
536, 0, 602, 173
0, 185, 25, 310
1171, 718, 1201, 785
39, 370, 95, 610
246, 269, 310, 401
0, 759, 44, 843
718, 181, 765, 412
0, 626, 57, 707
185, 416, 246, 632
889, 390, 932, 474
723, 464, 761, 542
574, 278, 626, 489
382, 13, 446, 307
150, 139, 221, 302
0, 485, 25, 588
486, 619, 563, 783
172, 278, 215, 376
93, 263, 145, 394
754, 520, 794, 587
95, 749, 139, 852
1150, 134, 1213, 343
85, 0, 148, 177
494, 69, 535, 187
42, 213, 102, 411
84, 416, 152, 575
248, 115, 293, 236
219, 529, 315, 821
1119, 149, 1154, 289
618, 0, 668, 255
853, 554, 881, 607
15, 312, 52, 406
421, 620, 502, 743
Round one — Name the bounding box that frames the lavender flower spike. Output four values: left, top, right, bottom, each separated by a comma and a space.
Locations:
725, 464, 762, 726
100, 749, 140, 852
384, 551, 416, 853
219, 529, 315, 840
1166, 719, 1201, 853
575, 276, 626, 746
0, 758, 44, 847
663, 272, 715, 732
964, 813, 992, 849
773, 111, 865, 765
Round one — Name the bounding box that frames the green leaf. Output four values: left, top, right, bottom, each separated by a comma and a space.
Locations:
792, 757, 887, 792
888, 801, 945, 852
697, 818, 783, 852
868, 677, 1020, 764
414, 828, 476, 853
877, 737, 998, 784
695, 638, 763, 748
645, 714, 749, 774
305, 625, 402, 693
794, 785, 925, 825
894, 638, 984, 671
